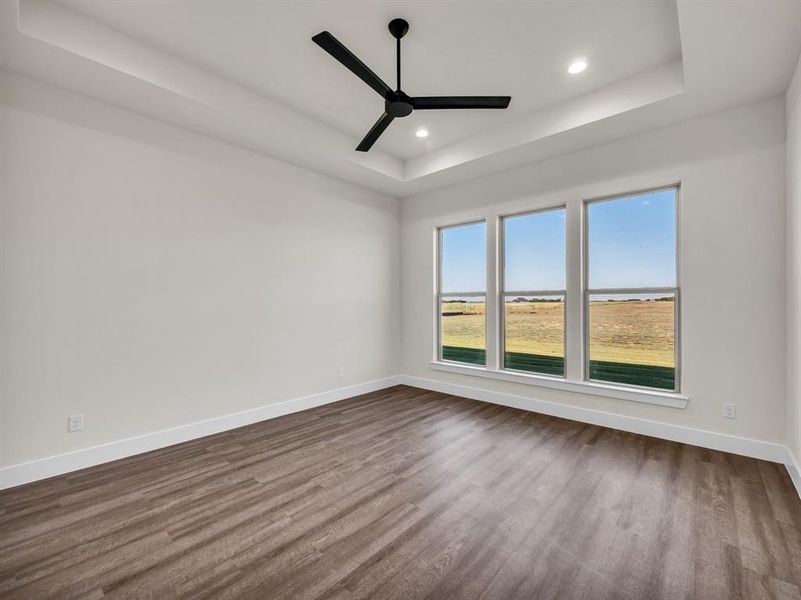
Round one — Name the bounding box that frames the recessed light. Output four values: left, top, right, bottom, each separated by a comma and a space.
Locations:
568, 59, 587, 75
416, 128, 429, 138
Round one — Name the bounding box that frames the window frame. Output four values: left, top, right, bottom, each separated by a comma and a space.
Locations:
436, 219, 488, 366
582, 184, 681, 392
499, 205, 568, 378
430, 182, 686, 408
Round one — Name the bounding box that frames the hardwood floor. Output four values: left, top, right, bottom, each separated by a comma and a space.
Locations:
1, 384, 800, 599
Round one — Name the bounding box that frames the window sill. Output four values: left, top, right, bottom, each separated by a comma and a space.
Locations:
429, 361, 688, 409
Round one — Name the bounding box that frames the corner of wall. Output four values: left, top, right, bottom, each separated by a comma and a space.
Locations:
786, 50, 801, 492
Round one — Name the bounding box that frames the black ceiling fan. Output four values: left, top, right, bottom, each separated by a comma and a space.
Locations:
312, 19, 511, 152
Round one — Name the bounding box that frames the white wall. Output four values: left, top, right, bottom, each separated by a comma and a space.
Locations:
401, 97, 787, 445
788, 55, 801, 473
0, 75, 400, 469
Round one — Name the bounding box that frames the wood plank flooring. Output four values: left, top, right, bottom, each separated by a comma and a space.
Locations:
1, 384, 800, 599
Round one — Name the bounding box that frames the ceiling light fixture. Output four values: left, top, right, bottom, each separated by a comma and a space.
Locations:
416, 128, 429, 138
568, 59, 587, 75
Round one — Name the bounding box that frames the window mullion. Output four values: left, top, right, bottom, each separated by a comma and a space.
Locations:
485, 216, 499, 371
565, 197, 584, 381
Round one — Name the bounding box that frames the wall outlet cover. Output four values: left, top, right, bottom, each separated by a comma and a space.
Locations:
68, 414, 84, 432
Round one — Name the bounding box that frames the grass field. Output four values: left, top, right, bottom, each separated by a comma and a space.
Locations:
441, 299, 675, 389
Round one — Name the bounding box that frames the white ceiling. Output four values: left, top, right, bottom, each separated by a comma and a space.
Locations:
58, 0, 682, 160
1, 0, 800, 198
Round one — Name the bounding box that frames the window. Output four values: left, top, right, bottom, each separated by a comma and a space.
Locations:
432, 184, 682, 404
438, 221, 486, 366
501, 208, 566, 376
585, 187, 679, 391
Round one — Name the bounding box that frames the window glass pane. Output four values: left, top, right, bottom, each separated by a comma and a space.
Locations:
441, 222, 486, 293
441, 296, 485, 366
588, 293, 675, 390
587, 189, 676, 289
504, 295, 564, 376
504, 209, 566, 291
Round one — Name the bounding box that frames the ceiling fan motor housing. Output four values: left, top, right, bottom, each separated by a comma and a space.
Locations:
386, 91, 413, 117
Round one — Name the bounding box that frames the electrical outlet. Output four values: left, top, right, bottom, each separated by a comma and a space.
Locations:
722, 403, 736, 419
337, 367, 344, 378
68, 414, 84, 432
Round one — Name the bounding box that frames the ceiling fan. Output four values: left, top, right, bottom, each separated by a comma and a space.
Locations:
312, 19, 511, 152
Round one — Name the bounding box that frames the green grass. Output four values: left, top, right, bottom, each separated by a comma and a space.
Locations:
442, 346, 674, 390
442, 345, 486, 366
504, 352, 564, 376
589, 359, 674, 390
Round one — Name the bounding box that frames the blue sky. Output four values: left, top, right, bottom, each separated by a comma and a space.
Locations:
440, 189, 676, 292
505, 208, 566, 291
441, 222, 486, 292
588, 189, 676, 289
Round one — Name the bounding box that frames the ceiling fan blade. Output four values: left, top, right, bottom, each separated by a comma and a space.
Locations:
411, 96, 511, 110
312, 31, 393, 99
356, 113, 395, 152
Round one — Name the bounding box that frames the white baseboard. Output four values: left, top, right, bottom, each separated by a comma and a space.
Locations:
398, 375, 793, 466
787, 448, 801, 500
0, 376, 401, 491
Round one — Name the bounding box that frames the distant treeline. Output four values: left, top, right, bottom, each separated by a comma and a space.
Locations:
508, 298, 562, 303
447, 297, 673, 303
601, 297, 674, 302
